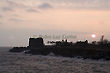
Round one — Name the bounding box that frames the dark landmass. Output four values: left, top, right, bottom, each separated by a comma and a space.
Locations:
9, 35, 110, 60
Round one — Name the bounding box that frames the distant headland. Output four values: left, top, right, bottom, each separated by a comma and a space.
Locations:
9, 35, 110, 60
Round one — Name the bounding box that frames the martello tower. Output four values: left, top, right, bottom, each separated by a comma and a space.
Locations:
29, 37, 44, 48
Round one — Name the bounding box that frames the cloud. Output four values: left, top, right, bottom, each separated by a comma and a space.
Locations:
1, 7, 13, 11
0, 15, 2, 18
26, 8, 39, 13
1, 0, 110, 11
1, 0, 40, 13
5, 0, 27, 8
9, 18, 24, 22
40, 0, 110, 10
38, 3, 53, 9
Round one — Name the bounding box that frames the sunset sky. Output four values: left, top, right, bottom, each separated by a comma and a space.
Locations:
0, 0, 110, 46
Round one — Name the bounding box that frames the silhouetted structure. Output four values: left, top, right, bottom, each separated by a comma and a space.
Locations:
100, 35, 104, 42
29, 37, 44, 48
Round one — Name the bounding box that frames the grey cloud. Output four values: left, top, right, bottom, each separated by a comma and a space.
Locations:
42, 0, 110, 3
40, 0, 110, 10
5, 0, 27, 8
0, 22, 2, 24
1, 7, 13, 11
26, 8, 39, 13
0, 15, 2, 18
3, 0, 40, 13
38, 3, 53, 9
1, 0, 110, 12
9, 18, 24, 22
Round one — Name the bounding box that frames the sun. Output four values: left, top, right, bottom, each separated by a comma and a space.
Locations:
91, 34, 96, 38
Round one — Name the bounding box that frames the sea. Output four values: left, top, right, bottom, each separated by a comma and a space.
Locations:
0, 47, 110, 73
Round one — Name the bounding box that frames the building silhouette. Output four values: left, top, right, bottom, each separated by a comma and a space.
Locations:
29, 37, 44, 48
